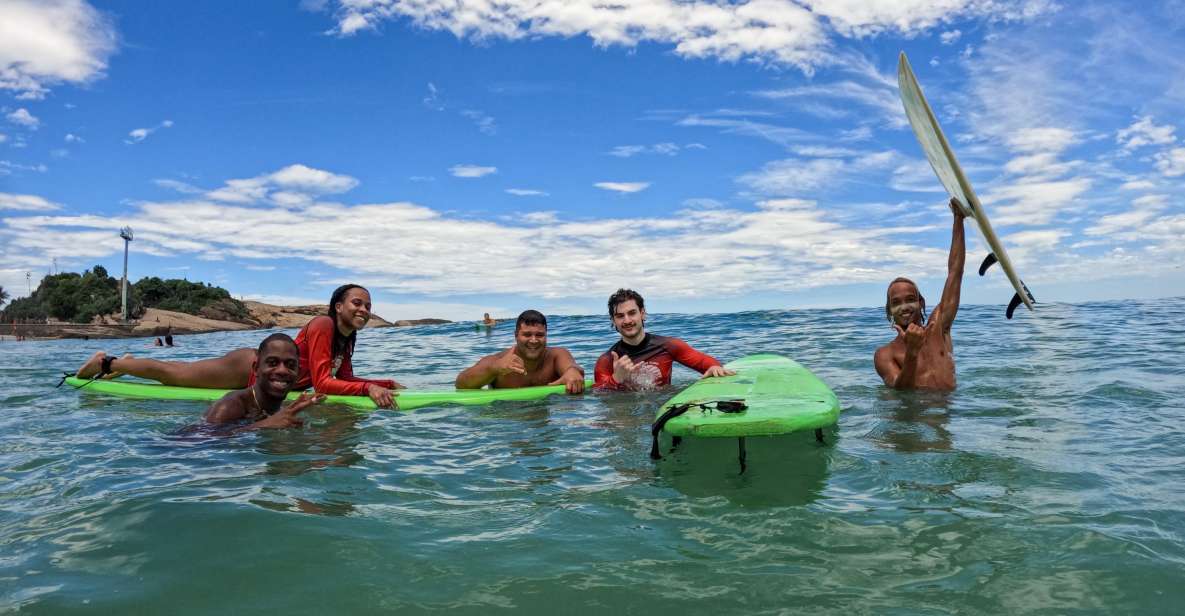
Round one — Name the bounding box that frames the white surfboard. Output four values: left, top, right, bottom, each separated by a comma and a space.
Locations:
897, 52, 1035, 319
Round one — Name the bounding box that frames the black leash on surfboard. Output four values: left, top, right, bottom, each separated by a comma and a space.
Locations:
650, 399, 747, 460
55, 355, 116, 390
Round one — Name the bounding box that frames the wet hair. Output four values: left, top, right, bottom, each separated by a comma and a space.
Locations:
515, 309, 547, 332
328, 284, 367, 359
257, 332, 298, 356
885, 277, 927, 325
608, 288, 645, 317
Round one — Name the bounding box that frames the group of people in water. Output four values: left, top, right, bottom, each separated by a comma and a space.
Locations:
75, 200, 968, 430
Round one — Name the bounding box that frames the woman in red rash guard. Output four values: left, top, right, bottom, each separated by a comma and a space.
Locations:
75, 284, 402, 408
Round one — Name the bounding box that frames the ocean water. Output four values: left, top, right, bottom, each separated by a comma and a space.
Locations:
2, 298, 1183, 614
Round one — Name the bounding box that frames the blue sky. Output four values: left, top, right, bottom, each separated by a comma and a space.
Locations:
2, 0, 1183, 321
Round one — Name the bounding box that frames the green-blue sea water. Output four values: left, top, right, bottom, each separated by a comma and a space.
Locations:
2, 298, 1183, 614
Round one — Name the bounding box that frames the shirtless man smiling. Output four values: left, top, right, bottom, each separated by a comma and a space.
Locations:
455, 310, 585, 394
874, 198, 966, 391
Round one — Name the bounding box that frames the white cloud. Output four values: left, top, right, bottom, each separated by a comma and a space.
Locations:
1120, 180, 1155, 190
594, 182, 650, 193
0, 160, 48, 175
0, 192, 61, 211
677, 113, 813, 148
608, 142, 684, 157
423, 82, 444, 111
449, 164, 497, 178
521, 211, 558, 224
1085, 194, 1172, 237
0, 169, 957, 301
245, 264, 276, 271
940, 29, 962, 44
409, 175, 436, 182
1005, 127, 1078, 154
739, 150, 897, 196
5, 108, 39, 129
753, 79, 905, 127
982, 177, 1092, 226
0, 0, 117, 99
320, 0, 1051, 71
203, 164, 359, 205
0, 133, 7, 144
64, 133, 83, 143
154, 178, 203, 194
506, 188, 549, 197
125, 119, 173, 144
1154, 147, 1185, 177
323, 0, 831, 71
460, 109, 496, 135
1116, 116, 1176, 151
803, 0, 1055, 37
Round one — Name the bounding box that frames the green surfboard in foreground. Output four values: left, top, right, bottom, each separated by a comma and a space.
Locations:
656, 354, 839, 438
64, 376, 592, 412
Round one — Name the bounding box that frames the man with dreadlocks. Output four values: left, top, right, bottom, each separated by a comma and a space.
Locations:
874, 198, 966, 391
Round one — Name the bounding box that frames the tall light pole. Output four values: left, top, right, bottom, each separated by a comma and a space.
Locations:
119, 226, 134, 322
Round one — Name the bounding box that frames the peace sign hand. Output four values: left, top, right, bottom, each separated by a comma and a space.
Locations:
254, 392, 325, 429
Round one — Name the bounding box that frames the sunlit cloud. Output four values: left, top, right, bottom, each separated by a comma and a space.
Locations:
124, 119, 173, 144
0, 0, 117, 99
594, 182, 650, 193
449, 164, 497, 178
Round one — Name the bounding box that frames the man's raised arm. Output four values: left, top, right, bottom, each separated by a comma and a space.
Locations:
937, 198, 966, 331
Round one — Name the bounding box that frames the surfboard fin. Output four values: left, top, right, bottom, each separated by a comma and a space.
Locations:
978, 253, 998, 276
1005, 283, 1036, 319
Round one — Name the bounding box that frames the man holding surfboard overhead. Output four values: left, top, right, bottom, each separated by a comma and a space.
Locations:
875, 198, 966, 391
455, 310, 586, 393
595, 288, 734, 391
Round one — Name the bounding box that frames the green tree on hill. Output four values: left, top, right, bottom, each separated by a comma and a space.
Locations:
0, 266, 247, 324
0, 286, 8, 307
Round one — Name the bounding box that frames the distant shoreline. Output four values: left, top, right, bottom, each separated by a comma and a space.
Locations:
1, 301, 451, 341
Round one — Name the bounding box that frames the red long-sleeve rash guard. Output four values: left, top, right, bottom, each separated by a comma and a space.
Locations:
291, 316, 396, 396
594, 333, 720, 390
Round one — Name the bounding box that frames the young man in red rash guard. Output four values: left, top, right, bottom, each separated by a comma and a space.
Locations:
594, 289, 734, 391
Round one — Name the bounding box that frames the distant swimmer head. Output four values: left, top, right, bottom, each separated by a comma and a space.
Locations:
254, 333, 299, 399
608, 288, 646, 340
514, 310, 548, 361
886, 277, 926, 327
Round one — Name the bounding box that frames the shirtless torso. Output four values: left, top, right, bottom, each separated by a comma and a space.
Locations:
874, 199, 965, 392
874, 303, 957, 390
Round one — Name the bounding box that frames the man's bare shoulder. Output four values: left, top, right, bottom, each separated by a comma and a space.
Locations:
206, 389, 250, 423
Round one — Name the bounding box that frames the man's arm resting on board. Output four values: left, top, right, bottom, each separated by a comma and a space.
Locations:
548, 348, 586, 394
667, 338, 735, 378
455, 354, 500, 389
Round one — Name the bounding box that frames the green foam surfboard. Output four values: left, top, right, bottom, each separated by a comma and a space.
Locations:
64, 376, 592, 412
655, 354, 839, 438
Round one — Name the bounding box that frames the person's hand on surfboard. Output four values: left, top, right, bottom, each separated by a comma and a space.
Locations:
949, 197, 967, 220
366, 383, 399, 409
701, 365, 736, 379
254, 392, 325, 429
